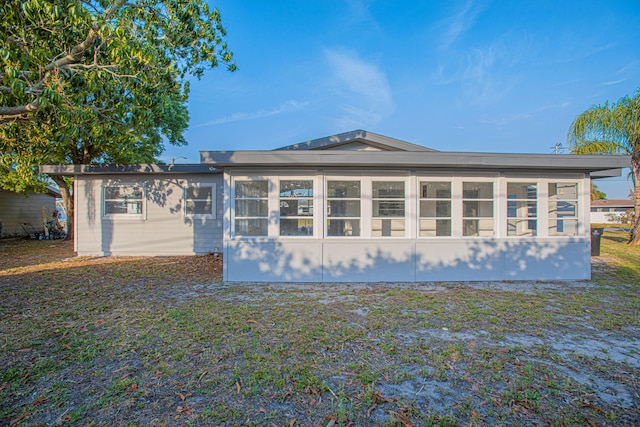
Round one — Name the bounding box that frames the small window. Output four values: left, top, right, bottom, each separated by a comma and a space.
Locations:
104, 186, 144, 216
372, 181, 405, 237
419, 181, 451, 236
235, 180, 268, 236
280, 180, 313, 236
185, 185, 215, 218
507, 183, 537, 237
549, 183, 578, 236
327, 181, 361, 236
463, 182, 494, 236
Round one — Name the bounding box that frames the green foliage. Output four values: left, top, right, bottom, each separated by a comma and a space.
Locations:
0, 0, 235, 193
568, 88, 640, 243
590, 183, 606, 201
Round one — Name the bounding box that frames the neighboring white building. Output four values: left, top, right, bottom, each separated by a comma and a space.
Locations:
41, 130, 630, 282
590, 199, 634, 224
0, 187, 60, 237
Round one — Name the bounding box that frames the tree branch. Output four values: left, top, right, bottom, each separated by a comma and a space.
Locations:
0, 0, 131, 122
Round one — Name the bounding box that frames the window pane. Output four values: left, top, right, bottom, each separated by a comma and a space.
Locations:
327, 181, 360, 198
549, 183, 578, 199
420, 200, 451, 217
507, 201, 537, 218
186, 200, 212, 215
235, 219, 268, 236
236, 181, 268, 198
280, 199, 313, 217
421, 182, 451, 199
463, 200, 493, 217
327, 200, 360, 217
372, 219, 405, 237
419, 219, 451, 237
373, 201, 405, 217
105, 201, 142, 214
463, 182, 493, 199
280, 180, 313, 197
327, 219, 360, 236
235, 200, 268, 217
280, 219, 313, 236
372, 181, 404, 198
105, 187, 142, 199
508, 219, 537, 236
186, 186, 212, 200
549, 219, 578, 236
556, 201, 577, 217
507, 183, 537, 199
463, 219, 494, 236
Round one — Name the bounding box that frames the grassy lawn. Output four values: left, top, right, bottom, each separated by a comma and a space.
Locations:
0, 233, 638, 426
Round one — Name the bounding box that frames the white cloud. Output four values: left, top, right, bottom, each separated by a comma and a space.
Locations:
324, 49, 395, 128
437, 0, 484, 49
197, 100, 308, 127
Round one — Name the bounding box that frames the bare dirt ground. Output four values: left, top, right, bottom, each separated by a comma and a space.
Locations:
0, 236, 638, 426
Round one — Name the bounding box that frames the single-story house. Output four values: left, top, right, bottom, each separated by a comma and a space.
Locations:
590, 199, 634, 224
0, 187, 60, 237
40, 130, 630, 282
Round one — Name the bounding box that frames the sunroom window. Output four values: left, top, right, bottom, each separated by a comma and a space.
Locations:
327, 181, 361, 236
234, 180, 268, 236
280, 180, 314, 236
549, 182, 578, 236
463, 182, 494, 236
372, 181, 405, 237
419, 181, 452, 236
104, 186, 143, 216
507, 183, 537, 236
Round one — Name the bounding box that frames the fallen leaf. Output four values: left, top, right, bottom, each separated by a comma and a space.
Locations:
177, 393, 186, 401
582, 403, 606, 414
10, 412, 31, 426
289, 418, 296, 426
367, 403, 377, 417
197, 370, 208, 383
236, 381, 241, 394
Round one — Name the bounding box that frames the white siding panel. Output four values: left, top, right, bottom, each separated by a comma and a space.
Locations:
75, 174, 223, 256
0, 189, 56, 237
225, 240, 323, 282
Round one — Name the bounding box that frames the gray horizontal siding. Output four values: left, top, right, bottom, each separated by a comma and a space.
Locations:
0, 190, 56, 237
76, 174, 223, 256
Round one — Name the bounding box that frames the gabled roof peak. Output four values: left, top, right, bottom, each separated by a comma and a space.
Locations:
275, 130, 437, 152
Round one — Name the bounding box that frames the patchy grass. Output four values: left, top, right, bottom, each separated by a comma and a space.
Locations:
0, 235, 638, 426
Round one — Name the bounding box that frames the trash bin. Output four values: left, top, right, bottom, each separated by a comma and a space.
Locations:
591, 227, 604, 256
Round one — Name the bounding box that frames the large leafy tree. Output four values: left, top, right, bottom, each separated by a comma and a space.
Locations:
0, 0, 235, 239
568, 88, 639, 244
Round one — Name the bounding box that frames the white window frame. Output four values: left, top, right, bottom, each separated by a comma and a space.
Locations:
278, 178, 315, 237
506, 181, 538, 237
461, 179, 496, 237
233, 178, 270, 238
326, 178, 363, 238
548, 181, 580, 237
371, 180, 407, 237
418, 179, 453, 237
102, 184, 146, 219
184, 183, 216, 219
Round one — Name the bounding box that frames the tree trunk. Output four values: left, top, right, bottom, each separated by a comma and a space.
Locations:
49, 174, 74, 243
629, 162, 640, 245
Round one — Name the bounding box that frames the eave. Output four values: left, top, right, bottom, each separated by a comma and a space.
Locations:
39, 164, 220, 176
199, 150, 630, 174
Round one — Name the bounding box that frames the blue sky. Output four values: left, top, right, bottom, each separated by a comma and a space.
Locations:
161, 0, 640, 199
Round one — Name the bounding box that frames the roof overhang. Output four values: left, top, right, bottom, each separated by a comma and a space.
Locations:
200, 150, 630, 174
39, 164, 220, 176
